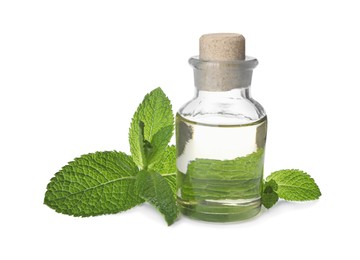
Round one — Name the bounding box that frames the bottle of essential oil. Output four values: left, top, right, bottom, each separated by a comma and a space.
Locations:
176, 33, 267, 222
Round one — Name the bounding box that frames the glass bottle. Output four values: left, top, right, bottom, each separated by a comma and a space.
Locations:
176, 33, 267, 222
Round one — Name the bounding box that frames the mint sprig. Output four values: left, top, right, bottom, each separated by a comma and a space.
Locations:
44, 87, 322, 225
129, 87, 173, 169
263, 169, 321, 208
44, 87, 178, 224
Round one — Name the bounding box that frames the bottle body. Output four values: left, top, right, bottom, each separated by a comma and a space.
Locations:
176, 57, 267, 222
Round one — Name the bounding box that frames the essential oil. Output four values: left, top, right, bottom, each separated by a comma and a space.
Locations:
176, 33, 267, 222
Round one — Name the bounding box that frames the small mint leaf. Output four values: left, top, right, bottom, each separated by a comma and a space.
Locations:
150, 145, 176, 174
266, 169, 321, 201
135, 171, 178, 226
262, 188, 279, 209
129, 88, 174, 169
261, 180, 279, 209
147, 125, 173, 167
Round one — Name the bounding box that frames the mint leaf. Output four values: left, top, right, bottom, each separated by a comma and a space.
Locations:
136, 121, 173, 170
261, 191, 279, 209
264, 179, 278, 192
135, 171, 178, 225
129, 87, 174, 169
266, 169, 321, 201
147, 125, 174, 167
44, 151, 143, 216
150, 145, 177, 194
150, 145, 176, 174
261, 180, 279, 209
180, 149, 264, 201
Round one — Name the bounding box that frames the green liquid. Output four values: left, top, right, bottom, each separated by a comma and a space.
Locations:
176, 114, 267, 222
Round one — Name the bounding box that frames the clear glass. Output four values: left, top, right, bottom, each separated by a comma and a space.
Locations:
176, 56, 267, 222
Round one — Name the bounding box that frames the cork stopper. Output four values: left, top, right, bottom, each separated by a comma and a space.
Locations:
191, 33, 256, 91
200, 33, 245, 61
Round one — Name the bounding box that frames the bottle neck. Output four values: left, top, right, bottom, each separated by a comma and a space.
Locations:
189, 56, 258, 92
195, 87, 252, 100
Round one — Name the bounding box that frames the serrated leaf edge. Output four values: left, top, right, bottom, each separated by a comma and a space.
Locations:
266, 169, 321, 201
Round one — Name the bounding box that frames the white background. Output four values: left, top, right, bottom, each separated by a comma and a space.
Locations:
1, 0, 359, 259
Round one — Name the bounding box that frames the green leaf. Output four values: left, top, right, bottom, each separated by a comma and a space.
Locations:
147, 125, 174, 167
129, 87, 174, 169
150, 145, 177, 194
44, 151, 143, 216
264, 179, 278, 192
135, 171, 178, 226
261, 180, 279, 209
266, 169, 321, 201
150, 145, 176, 174
180, 149, 264, 201
261, 190, 279, 209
